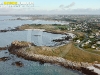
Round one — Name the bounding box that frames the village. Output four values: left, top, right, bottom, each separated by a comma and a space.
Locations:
63, 15, 100, 54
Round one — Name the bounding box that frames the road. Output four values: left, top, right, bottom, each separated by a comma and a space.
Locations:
76, 33, 100, 56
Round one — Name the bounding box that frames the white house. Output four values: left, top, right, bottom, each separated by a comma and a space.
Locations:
76, 40, 80, 43
97, 41, 100, 45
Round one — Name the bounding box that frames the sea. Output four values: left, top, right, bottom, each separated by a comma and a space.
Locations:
0, 16, 83, 75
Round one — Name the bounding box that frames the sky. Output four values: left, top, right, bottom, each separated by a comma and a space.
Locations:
0, 0, 100, 14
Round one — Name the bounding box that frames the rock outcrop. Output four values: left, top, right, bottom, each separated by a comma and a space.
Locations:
52, 36, 72, 42
0, 47, 8, 50
12, 61, 24, 67
0, 57, 10, 61
9, 41, 35, 50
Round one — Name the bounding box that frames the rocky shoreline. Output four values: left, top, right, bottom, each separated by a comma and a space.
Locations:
43, 30, 67, 35
8, 41, 100, 75
0, 27, 66, 35
0, 46, 9, 50
0, 28, 22, 33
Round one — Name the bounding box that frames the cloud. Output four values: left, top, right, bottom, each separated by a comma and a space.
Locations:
0, 7, 13, 12
59, 5, 64, 8
0, 7, 100, 15
0, 7, 35, 14
65, 2, 75, 8
59, 2, 75, 9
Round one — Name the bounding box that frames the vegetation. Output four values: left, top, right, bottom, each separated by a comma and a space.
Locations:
84, 48, 100, 55
17, 24, 69, 34
53, 24, 68, 30
24, 43, 100, 63
17, 23, 100, 63
73, 32, 85, 42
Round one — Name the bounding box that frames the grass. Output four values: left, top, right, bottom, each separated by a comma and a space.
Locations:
84, 48, 100, 55
18, 24, 55, 30
17, 24, 100, 63
25, 43, 100, 63
17, 24, 67, 34
64, 43, 100, 63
